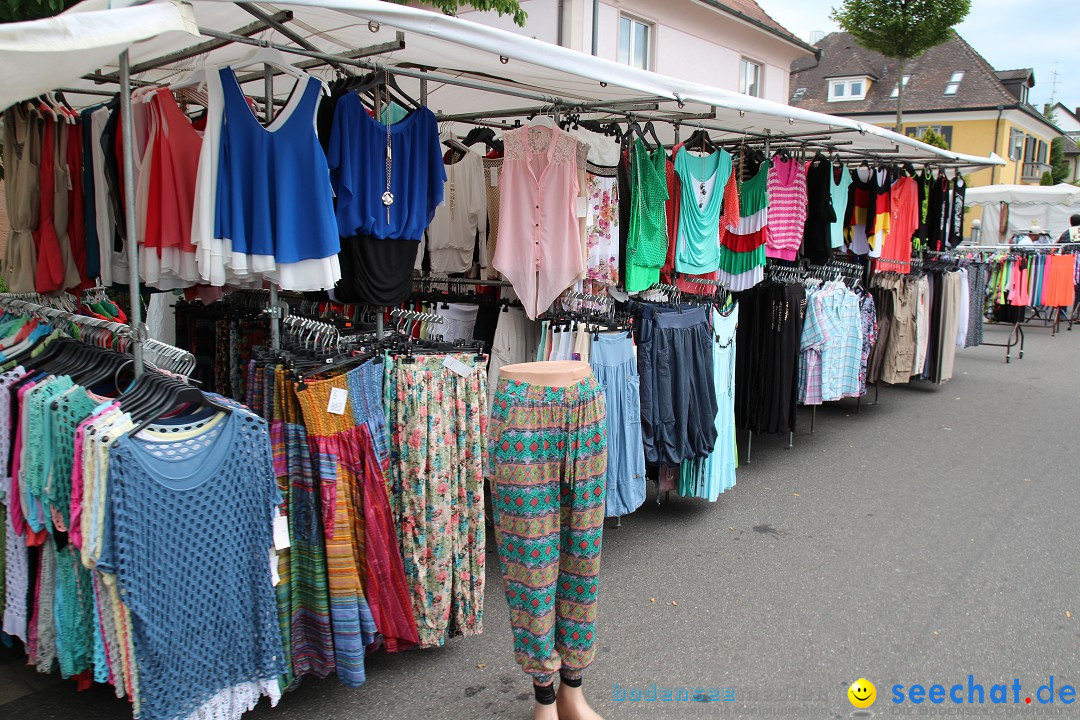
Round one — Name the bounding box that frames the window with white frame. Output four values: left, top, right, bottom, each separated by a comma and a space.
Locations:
828, 76, 870, 102
740, 58, 762, 97
889, 75, 911, 98
944, 71, 964, 95
618, 15, 651, 70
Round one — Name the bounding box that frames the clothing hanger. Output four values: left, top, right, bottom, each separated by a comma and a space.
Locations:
440, 128, 470, 157
643, 121, 663, 149
528, 113, 558, 129
348, 68, 420, 110
685, 128, 716, 154
230, 46, 329, 95
462, 127, 495, 148
128, 374, 234, 437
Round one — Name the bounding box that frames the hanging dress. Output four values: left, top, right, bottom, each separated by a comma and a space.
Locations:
2, 105, 41, 293
624, 138, 669, 292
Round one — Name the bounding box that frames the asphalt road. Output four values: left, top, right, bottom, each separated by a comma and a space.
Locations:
4, 321, 1078, 720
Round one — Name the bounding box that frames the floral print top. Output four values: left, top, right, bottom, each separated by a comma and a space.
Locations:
585, 165, 619, 286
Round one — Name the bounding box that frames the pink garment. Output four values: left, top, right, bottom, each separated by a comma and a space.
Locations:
492, 125, 582, 319
69, 403, 118, 550
765, 157, 808, 261
9, 380, 37, 538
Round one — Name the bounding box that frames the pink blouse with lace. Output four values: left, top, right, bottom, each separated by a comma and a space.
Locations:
492, 125, 582, 319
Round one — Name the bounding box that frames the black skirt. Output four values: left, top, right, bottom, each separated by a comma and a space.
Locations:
334, 233, 419, 306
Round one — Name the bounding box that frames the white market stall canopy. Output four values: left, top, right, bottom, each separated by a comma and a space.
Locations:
0, 0, 1005, 168
964, 184, 1080, 206
964, 184, 1080, 241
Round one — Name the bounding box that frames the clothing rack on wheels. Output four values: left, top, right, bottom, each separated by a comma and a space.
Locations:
943, 244, 1069, 363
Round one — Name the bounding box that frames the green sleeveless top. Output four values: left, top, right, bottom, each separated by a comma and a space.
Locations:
627, 139, 669, 269
739, 160, 770, 214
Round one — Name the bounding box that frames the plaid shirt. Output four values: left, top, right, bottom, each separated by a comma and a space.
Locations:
799, 282, 864, 403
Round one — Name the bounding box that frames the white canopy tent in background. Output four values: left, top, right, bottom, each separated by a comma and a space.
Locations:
965, 184, 1080, 242
1, 0, 1005, 168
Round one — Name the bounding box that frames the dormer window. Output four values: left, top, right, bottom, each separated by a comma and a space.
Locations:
890, 75, 911, 98
944, 71, 964, 95
828, 76, 870, 102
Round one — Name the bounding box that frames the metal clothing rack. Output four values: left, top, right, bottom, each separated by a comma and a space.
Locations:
0, 293, 196, 376
88, 47, 983, 375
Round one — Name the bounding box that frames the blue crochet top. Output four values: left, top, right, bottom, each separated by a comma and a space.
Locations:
101, 408, 285, 720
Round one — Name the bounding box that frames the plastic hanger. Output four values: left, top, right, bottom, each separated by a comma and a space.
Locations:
128, 377, 234, 437
230, 47, 329, 95
528, 114, 557, 129
685, 128, 716, 154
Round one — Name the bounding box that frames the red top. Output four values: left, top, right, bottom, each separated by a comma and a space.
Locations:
146, 88, 202, 255
35, 118, 66, 293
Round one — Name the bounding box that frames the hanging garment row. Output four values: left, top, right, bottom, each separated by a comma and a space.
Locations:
7, 71, 971, 326
867, 259, 981, 386
986, 251, 1078, 310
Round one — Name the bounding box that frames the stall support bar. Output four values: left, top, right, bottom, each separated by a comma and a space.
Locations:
119, 50, 145, 377
265, 66, 282, 353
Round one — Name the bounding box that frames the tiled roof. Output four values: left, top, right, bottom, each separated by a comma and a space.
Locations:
996, 69, 1034, 86
789, 31, 1021, 114
701, 0, 815, 52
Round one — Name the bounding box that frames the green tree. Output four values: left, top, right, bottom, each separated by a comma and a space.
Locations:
1048, 137, 1070, 184
1, 0, 527, 25
832, 0, 972, 134
915, 126, 950, 149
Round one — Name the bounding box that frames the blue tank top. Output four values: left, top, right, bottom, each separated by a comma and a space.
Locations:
327, 95, 445, 241
214, 67, 339, 264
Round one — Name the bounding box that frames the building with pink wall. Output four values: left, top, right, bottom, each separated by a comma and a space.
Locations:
455, 0, 814, 105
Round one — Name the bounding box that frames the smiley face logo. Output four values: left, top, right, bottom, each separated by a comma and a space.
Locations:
848, 678, 876, 708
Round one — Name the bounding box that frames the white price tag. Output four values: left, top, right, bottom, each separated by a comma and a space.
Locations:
273, 511, 291, 550
326, 387, 348, 415
442, 356, 475, 377
576, 196, 588, 218
489, 167, 499, 186
270, 548, 281, 586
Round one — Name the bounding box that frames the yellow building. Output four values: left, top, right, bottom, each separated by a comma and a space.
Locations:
789, 33, 1061, 234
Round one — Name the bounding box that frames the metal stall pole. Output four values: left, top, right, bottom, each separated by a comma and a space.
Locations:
265, 66, 282, 353
745, 430, 752, 464
118, 50, 145, 377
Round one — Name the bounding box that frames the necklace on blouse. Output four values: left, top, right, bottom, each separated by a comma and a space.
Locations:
448, 156, 457, 220
381, 70, 394, 223
699, 151, 707, 208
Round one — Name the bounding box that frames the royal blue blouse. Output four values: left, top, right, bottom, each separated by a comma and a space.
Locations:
327, 95, 445, 241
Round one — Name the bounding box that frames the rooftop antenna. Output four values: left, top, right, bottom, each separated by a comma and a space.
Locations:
1049, 63, 1060, 105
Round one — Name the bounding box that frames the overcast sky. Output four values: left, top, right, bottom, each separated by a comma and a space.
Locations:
762, 0, 1079, 114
